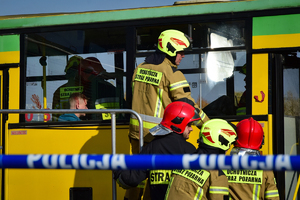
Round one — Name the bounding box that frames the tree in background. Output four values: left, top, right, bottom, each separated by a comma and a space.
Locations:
284, 91, 300, 116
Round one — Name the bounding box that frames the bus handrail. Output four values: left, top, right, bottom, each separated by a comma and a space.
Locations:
0, 108, 143, 200
0, 109, 143, 149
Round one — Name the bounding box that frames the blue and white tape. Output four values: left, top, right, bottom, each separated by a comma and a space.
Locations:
0, 154, 299, 171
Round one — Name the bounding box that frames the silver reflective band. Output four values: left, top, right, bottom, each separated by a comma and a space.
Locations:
230, 147, 261, 156
130, 114, 162, 124
149, 124, 172, 136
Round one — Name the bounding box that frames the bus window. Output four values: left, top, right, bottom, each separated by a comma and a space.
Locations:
136, 21, 245, 52
25, 27, 128, 122
180, 51, 246, 117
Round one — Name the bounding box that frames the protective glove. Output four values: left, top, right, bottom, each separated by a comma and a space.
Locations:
116, 177, 132, 189
112, 170, 122, 180
113, 170, 132, 189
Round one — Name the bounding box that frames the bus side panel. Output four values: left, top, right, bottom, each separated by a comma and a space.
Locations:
252, 53, 271, 155
0, 34, 21, 200
6, 126, 129, 200
0, 35, 20, 64
258, 120, 271, 155
187, 126, 200, 148
253, 13, 300, 49
252, 54, 268, 115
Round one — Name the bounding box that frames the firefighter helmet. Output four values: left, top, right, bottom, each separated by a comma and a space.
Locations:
199, 119, 237, 151
160, 101, 200, 134
157, 29, 192, 57
84, 57, 105, 75
65, 55, 84, 73
235, 117, 264, 150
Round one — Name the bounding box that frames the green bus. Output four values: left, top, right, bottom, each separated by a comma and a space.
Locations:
0, 0, 300, 199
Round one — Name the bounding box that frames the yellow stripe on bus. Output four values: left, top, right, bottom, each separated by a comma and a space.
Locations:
0, 51, 20, 64
253, 33, 300, 49
252, 54, 268, 115
8, 67, 20, 123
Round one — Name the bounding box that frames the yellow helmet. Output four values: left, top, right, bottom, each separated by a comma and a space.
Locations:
158, 29, 192, 57
199, 119, 237, 151
65, 55, 83, 73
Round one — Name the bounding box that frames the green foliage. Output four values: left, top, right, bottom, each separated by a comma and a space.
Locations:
284, 91, 300, 116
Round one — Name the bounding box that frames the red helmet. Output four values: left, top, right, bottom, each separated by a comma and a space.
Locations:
235, 117, 264, 150
160, 101, 200, 134
84, 57, 105, 75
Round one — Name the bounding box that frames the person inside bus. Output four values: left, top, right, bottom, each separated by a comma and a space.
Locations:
165, 119, 237, 200
223, 117, 279, 200
236, 63, 246, 115
201, 64, 247, 117
52, 55, 88, 120
52, 56, 124, 121
127, 29, 210, 200
84, 56, 127, 121
114, 101, 200, 200
58, 92, 88, 121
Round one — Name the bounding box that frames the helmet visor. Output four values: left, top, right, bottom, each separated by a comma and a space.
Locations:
188, 109, 201, 126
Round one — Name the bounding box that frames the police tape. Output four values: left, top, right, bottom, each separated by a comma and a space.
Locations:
0, 154, 300, 171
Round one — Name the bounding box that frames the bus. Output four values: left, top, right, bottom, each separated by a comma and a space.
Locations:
0, 0, 300, 199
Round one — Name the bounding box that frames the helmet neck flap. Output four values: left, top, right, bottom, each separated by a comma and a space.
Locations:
150, 101, 200, 136
230, 147, 261, 156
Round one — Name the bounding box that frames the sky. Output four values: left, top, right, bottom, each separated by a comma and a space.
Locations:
0, 0, 178, 16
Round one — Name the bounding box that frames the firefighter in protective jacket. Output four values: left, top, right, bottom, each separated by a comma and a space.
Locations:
114, 101, 202, 200
127, 29, 210, 200
129, 29, 209, 149
165, 119, 237, 200
223, 117, 280, 200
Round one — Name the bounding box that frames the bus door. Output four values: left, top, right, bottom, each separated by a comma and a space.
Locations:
271, 52, 300, 200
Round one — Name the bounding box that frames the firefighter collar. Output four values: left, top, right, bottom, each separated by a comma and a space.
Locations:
149, 124, 172, 136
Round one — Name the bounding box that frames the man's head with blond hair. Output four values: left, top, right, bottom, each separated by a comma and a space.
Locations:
68, 93, 88, 117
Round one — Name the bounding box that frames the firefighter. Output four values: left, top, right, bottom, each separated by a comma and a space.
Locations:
52, 56, 123, 121
129, 29, 210, 150
114, 101, 202, 200
223, 117, 280, 200
127, 29, 209, 199
84, 57, 126, 120
165, 119, 237, 200
52, 56, 86, 120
